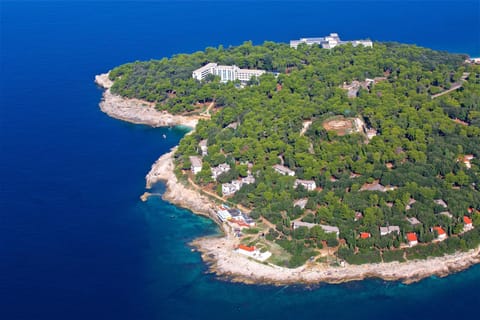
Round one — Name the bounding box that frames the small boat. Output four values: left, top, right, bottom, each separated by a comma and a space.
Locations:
162, 134, 167, 139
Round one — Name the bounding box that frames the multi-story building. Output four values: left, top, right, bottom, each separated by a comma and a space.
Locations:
192, 63, 265, 83
290, 33, 373, 49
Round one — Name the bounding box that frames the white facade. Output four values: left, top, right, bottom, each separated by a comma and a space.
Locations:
198, 139, 208, 156
241, 174, 256, 185
192, 63, 265, 83
293, 198, 308, 209
380, 226, 400, 236
222, 180, 243, 196
320, 224, 340, 238
217, 209, 232, 222
192, 63, 217, 81
292, 221, 317, 229
273, 164, 295, 176
290, 33, 373, 49
211, 163, 231, 180
294, 179, 316, 191
292, 221, 339, 238
189, 156, 203, 175
235, 247, 272, 262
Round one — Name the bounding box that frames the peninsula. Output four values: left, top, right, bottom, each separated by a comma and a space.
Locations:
96, 38, 480, 285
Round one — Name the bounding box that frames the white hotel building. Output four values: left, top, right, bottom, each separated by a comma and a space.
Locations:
192, 63, 266, 83
290, 33, 373, 49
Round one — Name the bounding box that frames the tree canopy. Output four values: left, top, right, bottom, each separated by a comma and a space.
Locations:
110, 40, 480, 266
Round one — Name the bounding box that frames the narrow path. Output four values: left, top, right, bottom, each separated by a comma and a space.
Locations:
199, 101, 215, 118
431, 72, 470, 99
187, 176, 225, 203
300, 120, 312, 136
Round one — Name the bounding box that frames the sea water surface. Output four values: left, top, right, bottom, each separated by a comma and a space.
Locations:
1, 1, 479, 319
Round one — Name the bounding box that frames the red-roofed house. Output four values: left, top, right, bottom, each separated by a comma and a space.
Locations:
235, 244, 272, 261
237, 244, 255, 252
407, 232, 418, 246
360, 232, 371, 239
464, 216, 473, 231
231, 219, 251, 228
433, 226, 447, 240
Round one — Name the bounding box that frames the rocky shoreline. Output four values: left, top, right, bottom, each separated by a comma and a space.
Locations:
95, 73, 198, 129
95, 73, 480, 286
145, 149, 216, 219
192, 235, 480, 285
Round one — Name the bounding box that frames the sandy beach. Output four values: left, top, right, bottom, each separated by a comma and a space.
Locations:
96, 73, 480, 286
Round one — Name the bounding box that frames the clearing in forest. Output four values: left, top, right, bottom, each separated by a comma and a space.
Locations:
322, 116, 360, 136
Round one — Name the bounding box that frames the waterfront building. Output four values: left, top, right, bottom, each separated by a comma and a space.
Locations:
192, 63, 265, 83
217, 209, 232, 222
290, 33, 373, 49
407, 232, 418, 246
235, 245, 272, 262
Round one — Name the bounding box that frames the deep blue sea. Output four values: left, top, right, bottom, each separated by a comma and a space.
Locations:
1, 1, 479, 319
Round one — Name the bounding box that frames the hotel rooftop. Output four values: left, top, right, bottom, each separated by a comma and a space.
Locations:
290, 33, 373, 49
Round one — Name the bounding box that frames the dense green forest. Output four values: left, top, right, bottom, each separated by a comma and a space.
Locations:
110, 41, 480, 267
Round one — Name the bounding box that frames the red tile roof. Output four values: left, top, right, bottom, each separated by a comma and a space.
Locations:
433, 226, 446, 235
360, 232, 371, 239
407, 232, 417, 242
464, 216, 473, 224
231, 219, 250, 227
238, 244, 255, 252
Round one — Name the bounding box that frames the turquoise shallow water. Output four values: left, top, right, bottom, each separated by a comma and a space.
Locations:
1, 1, 479, 319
